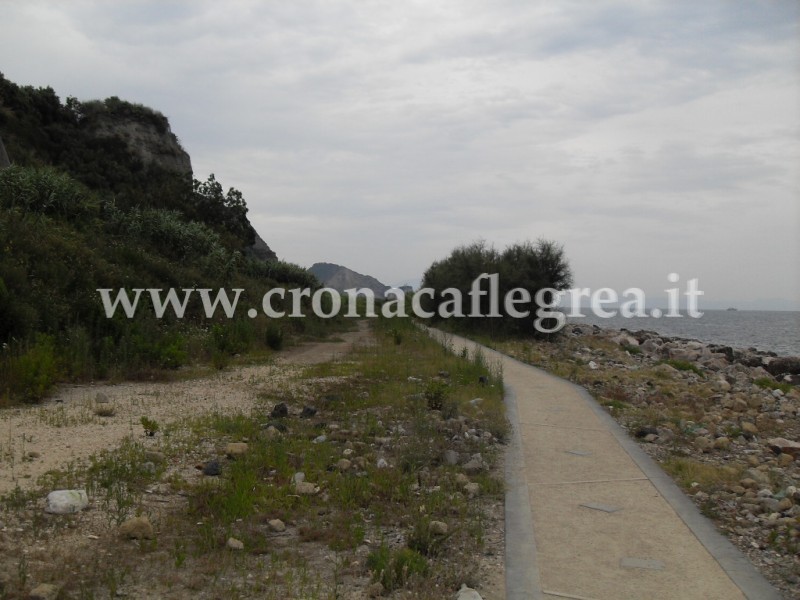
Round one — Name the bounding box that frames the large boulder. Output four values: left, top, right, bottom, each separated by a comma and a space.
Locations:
767, 437, 800, 458
765, 357, 800, 377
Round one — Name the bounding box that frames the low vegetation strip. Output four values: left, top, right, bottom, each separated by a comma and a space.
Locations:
0, 317, 507, 599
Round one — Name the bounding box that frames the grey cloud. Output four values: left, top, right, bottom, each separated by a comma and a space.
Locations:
0, 1, 797, 306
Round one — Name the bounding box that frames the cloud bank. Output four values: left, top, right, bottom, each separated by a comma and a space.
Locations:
1, 0, 797, 308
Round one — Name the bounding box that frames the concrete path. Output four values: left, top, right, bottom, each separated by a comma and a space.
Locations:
433, 331, 783, 600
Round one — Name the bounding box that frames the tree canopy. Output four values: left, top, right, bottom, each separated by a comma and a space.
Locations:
420, 239, 572, 336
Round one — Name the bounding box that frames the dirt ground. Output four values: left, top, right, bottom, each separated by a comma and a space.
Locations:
0, 325, 372, 496
0, 322, 506, 599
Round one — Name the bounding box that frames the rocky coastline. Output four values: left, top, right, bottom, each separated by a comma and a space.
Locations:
498, 324, 800, 598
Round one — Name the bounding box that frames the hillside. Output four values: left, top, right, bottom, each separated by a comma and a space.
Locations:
0, 74, 327, 404
309, 262, 389, 298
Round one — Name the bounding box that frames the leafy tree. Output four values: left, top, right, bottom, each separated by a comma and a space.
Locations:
191, 174, 256, 247
421, 239, 572, 337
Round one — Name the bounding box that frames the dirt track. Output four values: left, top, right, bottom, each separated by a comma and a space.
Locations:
0, 324, 372, 495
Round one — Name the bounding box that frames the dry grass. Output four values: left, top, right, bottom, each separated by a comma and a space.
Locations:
661, 456, 744, 490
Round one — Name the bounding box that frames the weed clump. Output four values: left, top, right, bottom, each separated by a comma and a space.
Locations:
367, 545, 429, 591
664, 359, 704, 377
754, 377, 792, 394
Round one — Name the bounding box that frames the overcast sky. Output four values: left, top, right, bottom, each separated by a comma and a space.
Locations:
1, 1, 798, 309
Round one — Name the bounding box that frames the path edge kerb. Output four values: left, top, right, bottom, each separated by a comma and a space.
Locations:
504, 383, 544, 599
504, 349, 784, 600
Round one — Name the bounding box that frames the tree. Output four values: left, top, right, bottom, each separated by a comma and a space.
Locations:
420, 238, 572, 337
191, 174, 256, 247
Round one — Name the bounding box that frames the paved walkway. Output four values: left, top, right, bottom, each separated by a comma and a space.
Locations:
433, 331, 783, 600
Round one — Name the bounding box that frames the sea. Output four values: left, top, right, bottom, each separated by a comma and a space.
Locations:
567, 310, 800, 357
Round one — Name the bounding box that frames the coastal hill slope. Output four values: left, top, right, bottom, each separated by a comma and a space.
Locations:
0, 73, 316, 401
309, 262, 389, 298
0, 72, 276, 260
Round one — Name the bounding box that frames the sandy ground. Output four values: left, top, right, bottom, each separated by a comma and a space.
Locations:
0, 325, 372, 496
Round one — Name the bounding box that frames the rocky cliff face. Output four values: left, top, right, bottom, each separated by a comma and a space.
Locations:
88, 115, 192, 175
309, 263, 389, 298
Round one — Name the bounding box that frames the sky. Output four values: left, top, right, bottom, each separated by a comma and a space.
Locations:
1, 0, 798, 309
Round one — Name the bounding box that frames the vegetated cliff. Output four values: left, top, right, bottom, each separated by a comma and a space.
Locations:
0, 73, 277, 261
309, 262, 389, 298
83, 100, 192, 175
0, 75, 324, 402
0, 135, 9, 169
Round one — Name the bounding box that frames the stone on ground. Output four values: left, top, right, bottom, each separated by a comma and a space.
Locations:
268, 518, 286, 532
226, 537, 244, 550
45, 490, 88, 514
456, 583, 483, 599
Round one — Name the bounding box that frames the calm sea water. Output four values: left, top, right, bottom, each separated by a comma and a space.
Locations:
567, 310, 800, 357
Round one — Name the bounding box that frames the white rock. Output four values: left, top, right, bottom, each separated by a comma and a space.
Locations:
588, 361, 599, 370
45, 489, 89, 514
456, 583, 483, 600
227, 537, 244, 550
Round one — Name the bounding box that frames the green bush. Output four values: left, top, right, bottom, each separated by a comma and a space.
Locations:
1, 335, 59, 403
210, 320, 253, 356
0, 165, 98, 222
265, 323, 284, 351
408, 517, 449, 557
127, 330, 188, 370
61, 325, 94, 380
424, 380, 449, 411
366, 545, 428, 592
108, 207, 231, 266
